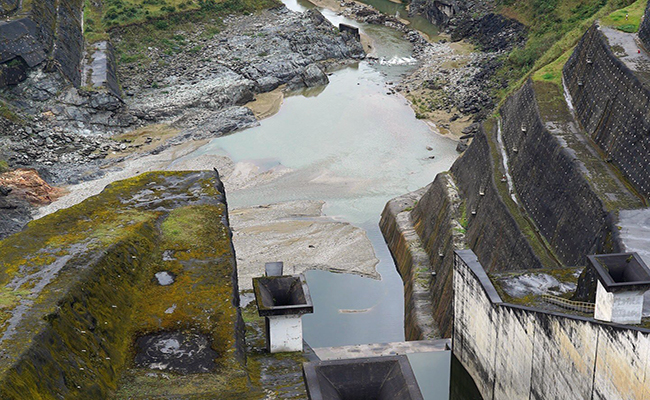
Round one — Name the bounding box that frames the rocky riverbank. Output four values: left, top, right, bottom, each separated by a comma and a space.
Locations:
314, 0, 524, 140
0, 6, 363, 184
0, 5, 364, 238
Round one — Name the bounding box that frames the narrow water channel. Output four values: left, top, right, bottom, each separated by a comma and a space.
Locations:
181, 1, 480, 397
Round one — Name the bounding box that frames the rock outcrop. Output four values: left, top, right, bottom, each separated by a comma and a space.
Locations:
0, 6, 364, 203
408, 0, 460, 27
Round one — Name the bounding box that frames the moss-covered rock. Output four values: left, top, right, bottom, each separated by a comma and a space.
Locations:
0, 170, 246, 399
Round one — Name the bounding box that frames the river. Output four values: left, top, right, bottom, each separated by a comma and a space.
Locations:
179, 0, 480, 397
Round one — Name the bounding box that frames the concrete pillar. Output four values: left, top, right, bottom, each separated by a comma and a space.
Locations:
266, 315, 304, 353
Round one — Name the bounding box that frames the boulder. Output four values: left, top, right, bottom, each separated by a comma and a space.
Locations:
301, 64, 329, 87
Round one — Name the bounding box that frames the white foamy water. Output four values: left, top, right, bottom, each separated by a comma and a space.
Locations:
379, 55, 418, 66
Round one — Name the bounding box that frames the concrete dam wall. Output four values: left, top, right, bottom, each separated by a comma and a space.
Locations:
453, 250, 650, 400
0, 0, 85, 87
382, 19, 646, 340
564, 24, 650, 199
447, 125, 544, 272
499, 80, 621, 265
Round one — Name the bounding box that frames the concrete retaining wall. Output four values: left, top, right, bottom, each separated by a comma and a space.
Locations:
449, 126, 544, 272
410, 174, 459, 338
500, 80, 620, 265
564, 24, 650, 199
0, 0, 85, 87
382, 125, 545, 337
453, 249, 650, 400
380, 185, 440, 340
639, 1, 650, 49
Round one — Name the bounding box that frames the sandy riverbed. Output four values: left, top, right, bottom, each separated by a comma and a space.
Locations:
37, 143, 381, 289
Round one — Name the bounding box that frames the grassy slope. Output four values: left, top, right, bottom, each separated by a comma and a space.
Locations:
493, 0, 641, 102
84, 0, 280, 43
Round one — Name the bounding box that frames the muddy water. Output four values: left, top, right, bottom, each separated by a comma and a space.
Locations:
181, 2, 477, 398
185, 41, 457, 348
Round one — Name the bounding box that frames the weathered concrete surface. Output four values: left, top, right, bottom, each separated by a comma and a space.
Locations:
564, 23, 650, 199
500, 80, 622, 265
618, 208, 650, 316
594, 280, 646, 324
232, 200, 380, 291
82, 41, 122, 97
454, 250, 650, 400
0, 171, 248, 399
313, 339, 451, 360
380, 185, 441, 341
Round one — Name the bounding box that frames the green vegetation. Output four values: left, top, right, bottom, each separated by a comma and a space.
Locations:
601, 0, 647, 31
532, 46, 574, 85
458, 200, 468, 229
111, 0, 280, 66
494, 0, 640, 102
84, 0, 281, 44
0, 100, 21, 124
0, 161, 8, 174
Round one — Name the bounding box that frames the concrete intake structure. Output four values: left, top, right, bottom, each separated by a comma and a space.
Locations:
253, 274, 313, 353
302, 355, 424, 400
590, 253, 650, 324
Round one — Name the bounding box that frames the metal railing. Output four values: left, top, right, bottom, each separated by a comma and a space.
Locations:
542, 294, 595, 314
